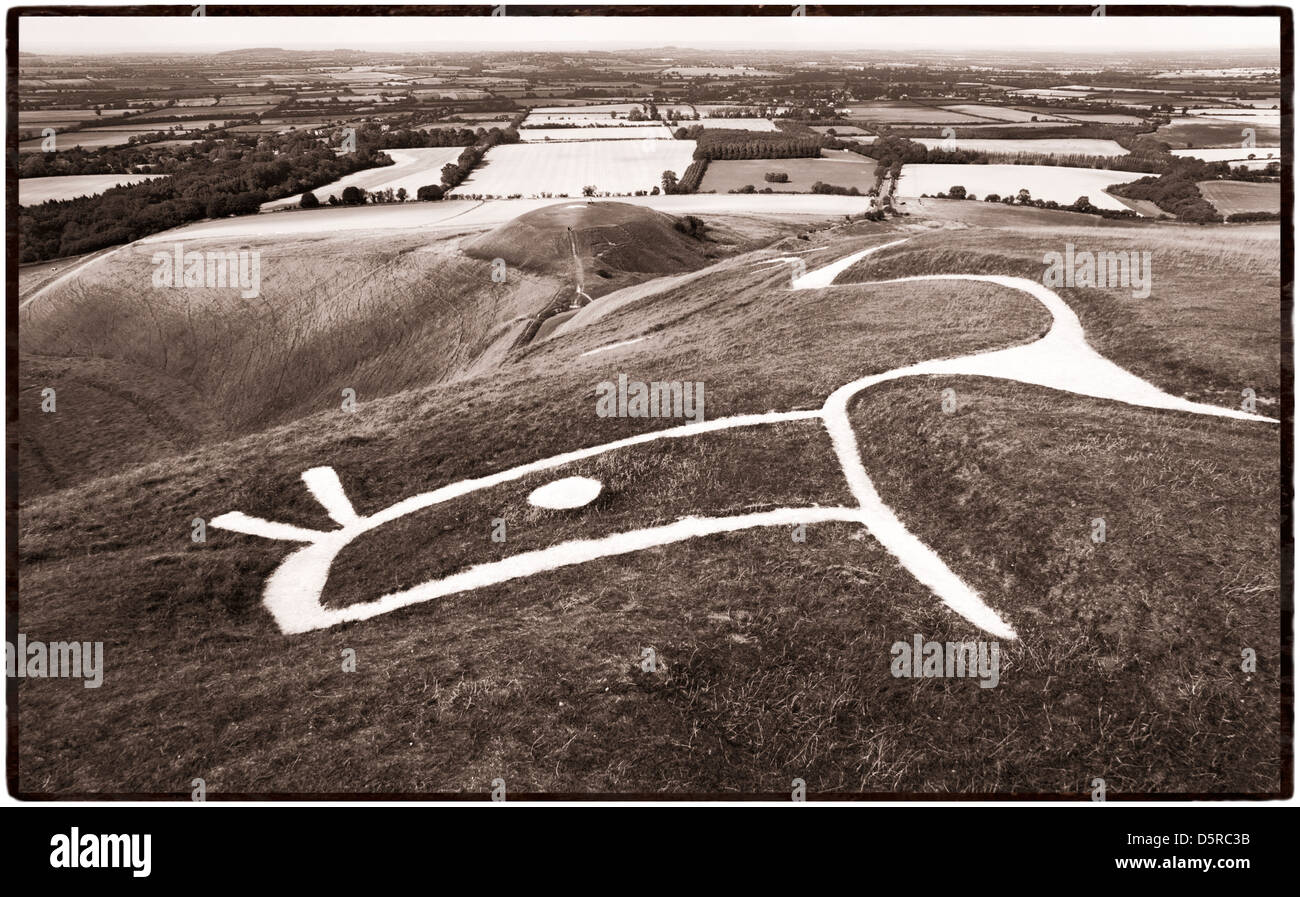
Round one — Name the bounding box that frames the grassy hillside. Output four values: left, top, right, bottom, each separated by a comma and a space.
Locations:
14, 204, 1282, 796
841, 221, 1280, 410
19, 204, 792, 498
463, 201, 718, 282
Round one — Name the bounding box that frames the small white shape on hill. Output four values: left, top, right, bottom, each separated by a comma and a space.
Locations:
528, 476, 603, 509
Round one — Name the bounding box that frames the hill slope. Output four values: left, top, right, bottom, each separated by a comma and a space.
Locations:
15, 205, 1282, 796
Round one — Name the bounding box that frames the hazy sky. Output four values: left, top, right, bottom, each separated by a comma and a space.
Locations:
19, 10, 1281, 55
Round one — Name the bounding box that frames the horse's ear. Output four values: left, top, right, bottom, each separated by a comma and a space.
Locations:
301, 467, 360, 526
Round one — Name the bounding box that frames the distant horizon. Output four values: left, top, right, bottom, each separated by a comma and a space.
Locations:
18, 14, 1281, 56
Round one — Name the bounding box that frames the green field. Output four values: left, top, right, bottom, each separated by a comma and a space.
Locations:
1197, 180, 1282, 215
699, 151, 879, 194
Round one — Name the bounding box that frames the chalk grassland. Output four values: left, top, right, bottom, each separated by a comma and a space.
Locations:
18, 174, 166, 206
698, 155, 879, 193
448, 141, 698, 197
520, 126, 674, 142
1196, 180, 1282, 216
839, 221, 1281, 408
15, 216, 1279, 794
262, 147, 468, 210
18, 231, 561, 493
896, 163, 1148, 210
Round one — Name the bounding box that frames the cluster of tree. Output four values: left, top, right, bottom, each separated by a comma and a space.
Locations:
675, 159, 710, 193
942, 188, 1141, 219
764, 171, 790, 183
518, 120, 645, 130
19, 143, 389, 262
434, 126, 517, 193
440, 145, 486, 191
626, 103, 660, 121
672, 214, 706, 238
683, 128, 823, 161
830, 128, 1205, 178
363, 123, 520, 150
973, 151, 1171, 173
857, 134, 929, 167
16, 135, 237, 177
809, 181, 863, 195
1226, 210, 1280, 222
1108, 158, 1229, 222
368, 187, 410, 203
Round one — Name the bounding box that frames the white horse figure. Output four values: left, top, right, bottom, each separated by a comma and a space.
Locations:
213, 241, 1276, 636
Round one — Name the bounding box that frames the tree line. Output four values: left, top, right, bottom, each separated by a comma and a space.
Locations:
678, 126, 824, 161
19, 139, 390, 262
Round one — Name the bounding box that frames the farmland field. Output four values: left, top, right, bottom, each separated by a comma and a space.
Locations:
1008, 108, 1144, 124
896, 163, 1148, 209
1048, 112, 1146, 124
1171, 146, 1282, 163
448, 140, 698, 197
528, 103, 645, 115
941, 104, 1069, 122
1197, 180, 1282, 215
691, 118, 778, 131
17, 108, 136, 123
87, 118, 241, 131
843, 103, 988, 123
698, 152, 879, 194
811, 124, 871, 135
1156, 115, 1282, 148
521, 116, 663, 127
1187, 109, 1282, 127
18, 130, 158, 152
262, 147, 469, 210
911, 137, 1129, 157
1009, 88, 1091, 98
519, 125, 674, 142
18, 173, 165, 206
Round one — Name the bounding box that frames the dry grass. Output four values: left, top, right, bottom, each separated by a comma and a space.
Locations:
14, 208, 1282, 796
19, 232, 559, 494
1197, 180, 1282, 216
843, 223, 1281, 409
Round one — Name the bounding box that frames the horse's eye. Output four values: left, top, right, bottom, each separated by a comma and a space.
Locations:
528, 476, 603, 509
